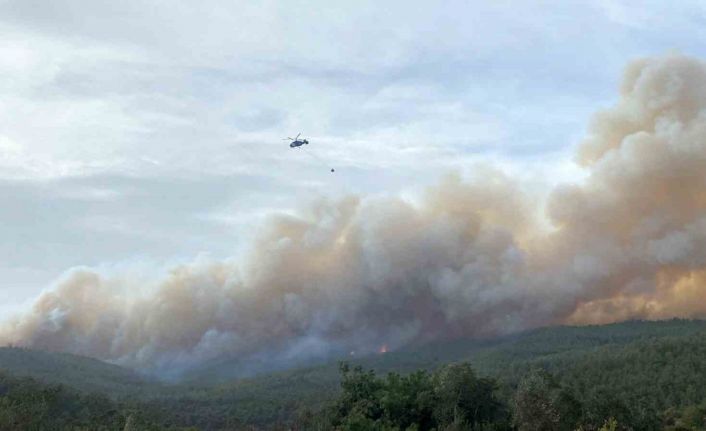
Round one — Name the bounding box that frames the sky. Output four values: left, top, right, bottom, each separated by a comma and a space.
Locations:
2, 0, 706, 316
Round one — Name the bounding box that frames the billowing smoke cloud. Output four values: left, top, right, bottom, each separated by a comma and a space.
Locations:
2, 54, 706, 374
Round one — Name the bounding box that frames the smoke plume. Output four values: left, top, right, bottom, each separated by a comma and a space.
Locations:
2, 54, 706, 374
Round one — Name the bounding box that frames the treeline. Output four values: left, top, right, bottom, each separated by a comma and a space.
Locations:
302, 362, 706, 431
3, 320, 706, 429
304, 362, 511, 430
158, 320, 706, 429
3, 363, 706, 430
3, 360, 705, 430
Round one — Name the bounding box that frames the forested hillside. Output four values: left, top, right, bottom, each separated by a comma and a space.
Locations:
0, 371, 188, 430
0, 347, 164, 397
155, 319, 706, 429
2, 319, 706, 430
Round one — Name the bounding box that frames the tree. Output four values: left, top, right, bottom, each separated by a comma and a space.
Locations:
513, 369, 581, 431
329, 362, 510, 430
380, 371, 435, 430
433, 362, 508, 429
331, 363, 385, 428
580, 388, 635, 431
123, 414, 136, 431
599, 418, 618, 431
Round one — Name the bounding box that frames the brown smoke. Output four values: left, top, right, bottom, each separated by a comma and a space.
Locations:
2, 54, 706, 373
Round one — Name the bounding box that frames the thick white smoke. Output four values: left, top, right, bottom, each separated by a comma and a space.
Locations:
2, 54, 706, 374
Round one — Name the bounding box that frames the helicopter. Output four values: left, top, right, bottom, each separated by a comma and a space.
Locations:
284, 133, 335, 172
283, 133, 309, 148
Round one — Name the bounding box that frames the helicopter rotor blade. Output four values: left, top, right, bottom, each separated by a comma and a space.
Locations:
295, 133, 301, 140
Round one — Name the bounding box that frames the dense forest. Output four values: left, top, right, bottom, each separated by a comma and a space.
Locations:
2, 319, 706, 430
0, 372, 191, 430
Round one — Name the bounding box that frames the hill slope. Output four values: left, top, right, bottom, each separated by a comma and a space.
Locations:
3, 319, 706, 429
158, 319, 706, 428
0, 347, 163, 397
